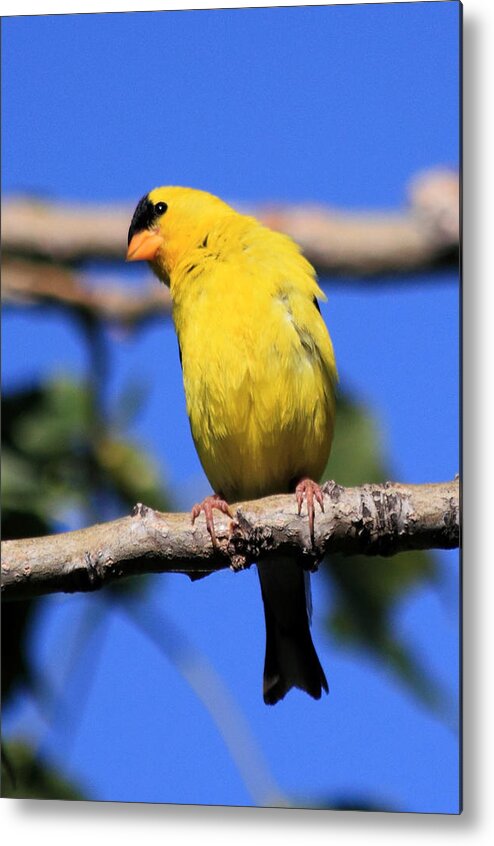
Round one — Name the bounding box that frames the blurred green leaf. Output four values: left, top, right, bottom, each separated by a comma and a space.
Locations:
96, 436, 170, 512
1, 599, 37, 703
1, 504, 52, 707
321, 390, 440, 705
1, 740, 87, 800
2, 380, 94, 520
1, 448, 50, 518
2, 376, 171, 521
2, 376, 173, 696
12, 378, 91, 456
324, 390, 388, 486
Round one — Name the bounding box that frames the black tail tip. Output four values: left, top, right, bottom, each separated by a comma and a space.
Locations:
263, 673, 329, 706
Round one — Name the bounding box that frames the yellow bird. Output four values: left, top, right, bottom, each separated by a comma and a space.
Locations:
127, 187, 337, 704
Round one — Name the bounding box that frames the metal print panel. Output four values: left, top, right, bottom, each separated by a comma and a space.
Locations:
1, 1, 461, 814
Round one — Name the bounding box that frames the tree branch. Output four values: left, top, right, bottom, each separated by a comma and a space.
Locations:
2, 168, 458, 278
2, 258, 171, 326
260, 168, 459, 276
1, 479, 459, 601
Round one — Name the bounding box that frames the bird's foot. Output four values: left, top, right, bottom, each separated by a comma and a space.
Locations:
295, 478, 325, 547
191, 494, 233, 549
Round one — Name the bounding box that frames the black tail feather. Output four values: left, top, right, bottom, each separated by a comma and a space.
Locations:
258, 556, 328, 705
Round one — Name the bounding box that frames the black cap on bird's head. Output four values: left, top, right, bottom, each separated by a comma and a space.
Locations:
126, 194, 168, 262
128, 195, 153, 245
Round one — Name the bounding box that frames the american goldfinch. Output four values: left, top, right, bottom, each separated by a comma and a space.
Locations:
127, 187, 337, 704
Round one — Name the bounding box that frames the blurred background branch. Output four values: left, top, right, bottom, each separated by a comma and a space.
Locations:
2, 259, 171, 327
2, 168, 459, 330
259, 168, 459, 276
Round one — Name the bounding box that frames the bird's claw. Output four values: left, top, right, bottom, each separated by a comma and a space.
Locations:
295, 478, 325, 546
191, 494, 232, 549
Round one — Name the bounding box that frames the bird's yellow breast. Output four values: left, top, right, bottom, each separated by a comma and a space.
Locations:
168, 216, 337, 502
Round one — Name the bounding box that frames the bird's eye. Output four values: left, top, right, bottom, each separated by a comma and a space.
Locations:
154, 202, 168, 216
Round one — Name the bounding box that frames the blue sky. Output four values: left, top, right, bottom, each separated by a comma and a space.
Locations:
2, 2, 460, 813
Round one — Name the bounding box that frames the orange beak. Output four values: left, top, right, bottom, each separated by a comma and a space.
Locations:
126, 230, 163, 262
